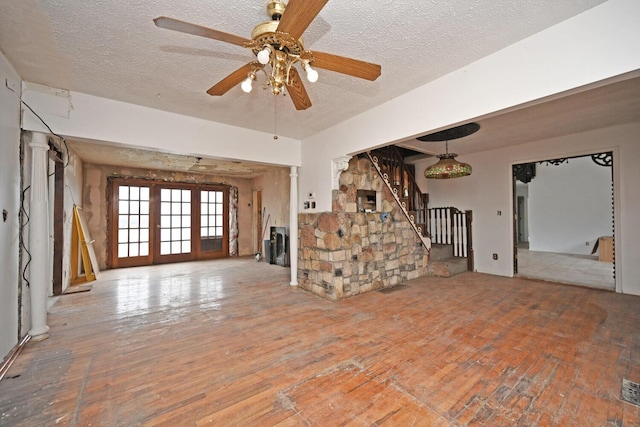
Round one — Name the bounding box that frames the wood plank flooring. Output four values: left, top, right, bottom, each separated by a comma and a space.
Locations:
1, 257, 639, 426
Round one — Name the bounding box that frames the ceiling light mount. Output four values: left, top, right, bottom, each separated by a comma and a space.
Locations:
245, 2, 311, 98
417, 122, 480, 142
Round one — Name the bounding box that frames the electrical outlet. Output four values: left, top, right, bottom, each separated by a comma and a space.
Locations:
497, 210, 502, 216
493, 253, 498, 260
586, 241, 590, 246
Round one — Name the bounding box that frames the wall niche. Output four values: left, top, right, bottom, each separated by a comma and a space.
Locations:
356, 189, 378, 212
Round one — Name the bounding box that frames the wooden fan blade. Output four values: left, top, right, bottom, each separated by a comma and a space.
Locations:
286, 68, 312, 110
305, 51, 381, 81
276, 0, 329, 41
207, 62, 259, 96
153, 16, 251, 47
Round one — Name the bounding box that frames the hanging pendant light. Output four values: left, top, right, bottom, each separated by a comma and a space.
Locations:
424, 141, 472, 179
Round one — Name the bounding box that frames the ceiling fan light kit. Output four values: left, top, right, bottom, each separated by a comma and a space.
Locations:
154, 0, 381, 111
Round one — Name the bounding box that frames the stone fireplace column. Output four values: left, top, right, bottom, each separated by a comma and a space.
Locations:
289, 166, 298, 286
28, 131, 51, 340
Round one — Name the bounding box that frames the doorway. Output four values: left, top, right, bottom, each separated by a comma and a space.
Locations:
49, 142, 64, 295
108, 178, 229, 268
513, 152, 615, 290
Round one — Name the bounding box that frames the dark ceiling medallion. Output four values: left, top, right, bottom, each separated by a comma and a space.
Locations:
592, 152, 613, 167
417, 122, 480, 142
542, 158, 568, 166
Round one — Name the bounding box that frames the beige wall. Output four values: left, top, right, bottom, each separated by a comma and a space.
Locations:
253, 168, 290, 227
252, 167, 291, 245
61, 143, 84, 291
83, 164, 261, 269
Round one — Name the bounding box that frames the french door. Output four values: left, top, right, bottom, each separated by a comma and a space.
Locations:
109, 178, 229, 268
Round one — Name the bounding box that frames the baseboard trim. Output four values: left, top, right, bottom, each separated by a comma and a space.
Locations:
0, 334, 31, 382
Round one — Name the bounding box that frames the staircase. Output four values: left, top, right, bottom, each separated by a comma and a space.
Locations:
427, 206, 473, 277
366, 146, 429, 239
428, 243, 470, 277
367, 146, 473, 277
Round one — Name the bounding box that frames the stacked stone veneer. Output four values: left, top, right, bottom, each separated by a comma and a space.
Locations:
297, 156, 429, 301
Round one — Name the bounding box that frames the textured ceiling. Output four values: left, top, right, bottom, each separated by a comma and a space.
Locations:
1, 0, 609, 142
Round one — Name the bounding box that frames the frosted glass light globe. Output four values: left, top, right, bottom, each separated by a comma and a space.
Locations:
257, 47, 271, 65
306, 66, 319, 83
241, 78, 253, 93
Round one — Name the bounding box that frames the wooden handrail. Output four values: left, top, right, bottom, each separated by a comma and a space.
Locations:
367, 146, 429, 234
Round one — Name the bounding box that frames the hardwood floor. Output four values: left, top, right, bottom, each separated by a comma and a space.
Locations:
1, 258, 639, 426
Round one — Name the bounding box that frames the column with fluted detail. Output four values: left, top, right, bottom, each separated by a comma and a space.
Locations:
28, 132, 51, 340
289, 166, 298, 287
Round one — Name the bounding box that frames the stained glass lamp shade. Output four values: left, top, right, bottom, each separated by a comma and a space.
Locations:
419, 123, 478, 179
424, 144, 472, 179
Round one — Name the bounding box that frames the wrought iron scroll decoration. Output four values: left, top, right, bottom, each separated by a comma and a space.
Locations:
366, 152, 429, 250
540, 152, 612, 168
542, 158, 568, 166
591, 152, 613, 167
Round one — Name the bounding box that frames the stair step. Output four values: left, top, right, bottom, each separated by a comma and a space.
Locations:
430, 243, 453, 260
429, 257, 468, 278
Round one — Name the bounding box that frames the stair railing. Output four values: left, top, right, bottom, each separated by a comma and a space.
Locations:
366, 149, 429, 249
427, 207, 474, 270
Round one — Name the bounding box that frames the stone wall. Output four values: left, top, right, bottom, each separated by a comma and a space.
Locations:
297, 156, 429, 300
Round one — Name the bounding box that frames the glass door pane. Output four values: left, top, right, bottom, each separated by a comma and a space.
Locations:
159, 188, 192, 255
200, 190, 224, 253
116, 185, 150, 259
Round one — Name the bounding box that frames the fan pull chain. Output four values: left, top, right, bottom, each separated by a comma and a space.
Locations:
273, 95, 279, 140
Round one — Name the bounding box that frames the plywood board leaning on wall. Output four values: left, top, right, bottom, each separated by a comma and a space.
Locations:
70, 205, 100, 284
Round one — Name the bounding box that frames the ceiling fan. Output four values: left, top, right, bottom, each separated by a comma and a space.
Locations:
153, 0, 381, 110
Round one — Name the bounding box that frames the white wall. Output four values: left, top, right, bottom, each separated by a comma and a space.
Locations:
414, 149, 511, 277
299, 0, 640, 213
0, 50, 22, 359
528, 156, 612, 254
20, 83, 302, 169
415, 122, 640, 296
